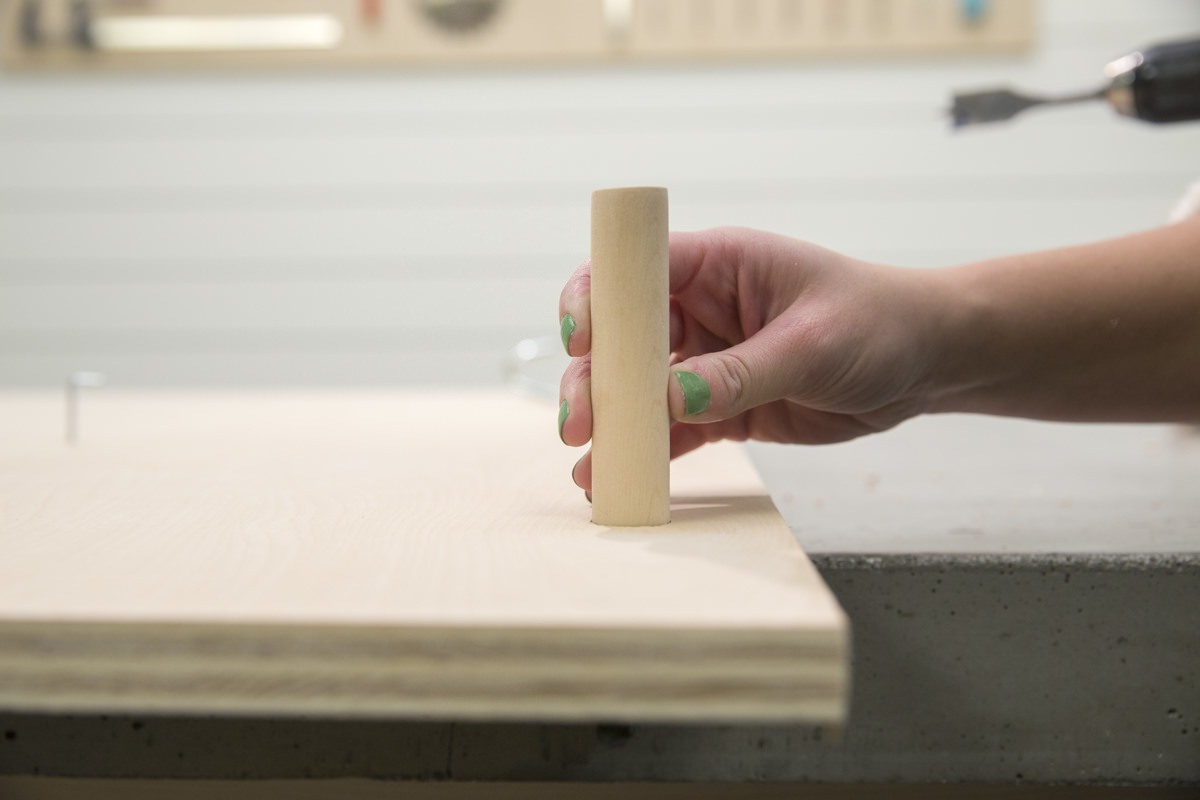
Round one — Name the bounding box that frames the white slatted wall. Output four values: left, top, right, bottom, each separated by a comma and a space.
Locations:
1, 0, 1198, 387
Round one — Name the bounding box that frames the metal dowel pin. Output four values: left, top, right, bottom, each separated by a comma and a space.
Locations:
65, 371, 106, 446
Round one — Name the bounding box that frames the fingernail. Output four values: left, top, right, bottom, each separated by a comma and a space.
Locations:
675, 370, 711, 416
560, 313, 576, 354
558, 399, 569, 443
571, 456, 584, 487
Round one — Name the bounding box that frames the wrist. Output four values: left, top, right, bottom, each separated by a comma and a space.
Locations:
918, 261, 1005, 415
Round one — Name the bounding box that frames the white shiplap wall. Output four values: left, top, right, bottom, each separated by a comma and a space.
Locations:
1, 0, 1198, 386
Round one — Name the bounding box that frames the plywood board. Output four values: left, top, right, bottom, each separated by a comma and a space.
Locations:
0, 390, 847, 722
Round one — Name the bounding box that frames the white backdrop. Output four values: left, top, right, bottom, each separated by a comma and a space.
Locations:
1, 0, 1198, 386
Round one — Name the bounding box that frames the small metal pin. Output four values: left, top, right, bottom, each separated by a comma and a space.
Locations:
65, 371, 106, 446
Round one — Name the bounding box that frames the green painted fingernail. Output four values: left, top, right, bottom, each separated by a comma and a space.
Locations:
558, 399, 569, 442
675, 370, 711, 416
560, 313, 576, 353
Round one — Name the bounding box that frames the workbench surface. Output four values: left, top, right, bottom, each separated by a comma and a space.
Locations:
754, 413, 1200, 556
2, 395, 1197, 785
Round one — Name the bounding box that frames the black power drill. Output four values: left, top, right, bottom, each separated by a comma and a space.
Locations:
951, 37, 1200, 128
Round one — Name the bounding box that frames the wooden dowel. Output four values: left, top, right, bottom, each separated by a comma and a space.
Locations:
590, 187, 671, 527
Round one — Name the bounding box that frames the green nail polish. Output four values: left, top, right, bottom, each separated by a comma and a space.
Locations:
675, 370, 711, 416
558, 399, 569, 442
560, 313, 576, 353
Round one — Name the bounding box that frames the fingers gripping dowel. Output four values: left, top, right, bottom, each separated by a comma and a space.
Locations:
590, 187, 671, 526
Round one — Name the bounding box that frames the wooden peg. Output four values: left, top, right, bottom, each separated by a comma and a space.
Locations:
589, 187, 670, 527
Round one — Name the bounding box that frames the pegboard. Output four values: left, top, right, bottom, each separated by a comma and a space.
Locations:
1, 0, 1034, 70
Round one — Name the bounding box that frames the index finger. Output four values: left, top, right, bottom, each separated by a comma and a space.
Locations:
668, 227, 759, 297
560, 229, 738, 359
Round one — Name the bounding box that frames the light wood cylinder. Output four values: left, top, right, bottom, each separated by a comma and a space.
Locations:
590, 187, 671, 527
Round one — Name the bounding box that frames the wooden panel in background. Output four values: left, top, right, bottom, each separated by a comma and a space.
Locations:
0, 390, 848, 722
0, 0, 1033, 71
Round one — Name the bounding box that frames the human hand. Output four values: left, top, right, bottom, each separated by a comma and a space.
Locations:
558, 227, 947, 492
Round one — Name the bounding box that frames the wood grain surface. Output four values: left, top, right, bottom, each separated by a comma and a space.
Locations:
0, 390, 847, 722
590, 187, 670, 526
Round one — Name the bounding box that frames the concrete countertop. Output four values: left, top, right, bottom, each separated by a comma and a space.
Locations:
751, 414, 1200, 556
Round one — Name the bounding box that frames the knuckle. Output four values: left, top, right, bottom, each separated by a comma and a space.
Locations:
560, 261, 592, 308
569, 262, 592, 294
575, 355, 592, 378
702, 227, 746, 270
560, 355, 589, 389
711, 351, 754, 411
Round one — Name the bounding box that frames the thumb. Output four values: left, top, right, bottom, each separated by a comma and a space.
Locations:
669, 331, 795, 423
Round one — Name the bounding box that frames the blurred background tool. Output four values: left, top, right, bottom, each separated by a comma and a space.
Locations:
2, 0, 1034, 69
952, 36, 1200, 127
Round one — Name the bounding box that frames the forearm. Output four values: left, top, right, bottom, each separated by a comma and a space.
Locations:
926, 216, 1200, 422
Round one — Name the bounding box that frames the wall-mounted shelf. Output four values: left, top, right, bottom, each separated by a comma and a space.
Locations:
1, 0, 1034, 70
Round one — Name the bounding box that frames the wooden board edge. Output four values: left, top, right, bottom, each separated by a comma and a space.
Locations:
0, 620, 848, 724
